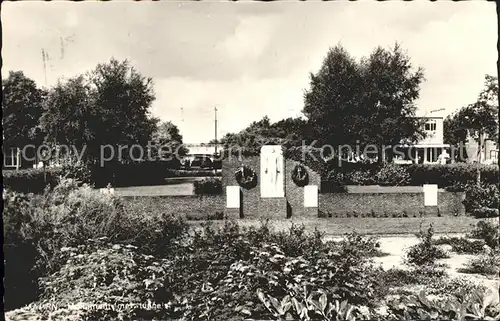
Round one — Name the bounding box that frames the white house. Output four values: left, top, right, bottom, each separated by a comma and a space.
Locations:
394, 116, 451, 164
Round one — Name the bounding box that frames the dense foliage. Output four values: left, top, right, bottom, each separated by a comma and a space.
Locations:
2, 168, 63, 193
444, 75, 499, 160
2, 71, 46, 148
303, 43, 425, 158
324, 163, 499, 188
193, 177, 223, 195
5, 178, 500, 320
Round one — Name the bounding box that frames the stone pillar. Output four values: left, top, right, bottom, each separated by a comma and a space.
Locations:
423, 184, 438, 216
226, 186, 242, 218
303, 185, 319, 217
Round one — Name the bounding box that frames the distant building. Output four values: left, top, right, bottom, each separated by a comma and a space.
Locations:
465, 132, 498, 165
182, 144, 224, 169
394, 116, 451, 164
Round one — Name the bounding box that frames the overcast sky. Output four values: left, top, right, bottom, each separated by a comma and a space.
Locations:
2, 1, 497, 143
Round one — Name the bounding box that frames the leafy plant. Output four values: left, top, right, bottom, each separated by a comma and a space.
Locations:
386, 288, 500, 321
405, 224, 449, 266
256, 288, 370, 321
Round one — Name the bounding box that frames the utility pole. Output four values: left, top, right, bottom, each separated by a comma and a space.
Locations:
42, 49, 48, 86
214, 106, 218, 156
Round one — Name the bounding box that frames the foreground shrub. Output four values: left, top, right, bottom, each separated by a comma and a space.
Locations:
162, 221, 384, 320
458, 249, 500, 276
3, 178, 189, 310
433, 236, 485, 254
256, 289, 371, 321
193, 177, 222, 195
467, 220, 499, 249
35, 239, 173, 321
3, 189, 41, 310
462, 183, 499, 215
2, 168, 63, 193
405, 224, 449, 266
375, 163, 410, 186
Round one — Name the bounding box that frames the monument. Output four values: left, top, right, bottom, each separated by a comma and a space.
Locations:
224, 144, 320, 218
260, 145, 285, 198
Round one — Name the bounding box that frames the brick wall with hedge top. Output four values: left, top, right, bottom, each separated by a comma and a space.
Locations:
319, 191, 465, 218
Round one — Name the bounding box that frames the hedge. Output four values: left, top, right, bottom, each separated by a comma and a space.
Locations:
325, 163, 499, 187
404, 163, 499, 187
193, 178, 223, 195
2, 168, 63, 194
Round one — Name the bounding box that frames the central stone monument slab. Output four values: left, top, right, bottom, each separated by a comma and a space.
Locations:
258, 145, 287, 217
260, 145, 285, 198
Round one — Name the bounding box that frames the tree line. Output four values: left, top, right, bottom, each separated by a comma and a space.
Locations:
2, 58, 184, 165
3, 45, 498, 167
216, 43, 498, 163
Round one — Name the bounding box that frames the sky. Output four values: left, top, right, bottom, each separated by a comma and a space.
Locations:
2, 1, 497, 144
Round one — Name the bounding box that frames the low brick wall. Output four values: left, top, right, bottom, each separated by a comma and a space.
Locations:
122, 195, 224, 219
121, 191, 465, 219
319, 191, 465, 217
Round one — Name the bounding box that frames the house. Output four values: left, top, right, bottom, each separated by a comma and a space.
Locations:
394, 116, 451, 164
2, 146, 22, 170
2, 145, 40, 170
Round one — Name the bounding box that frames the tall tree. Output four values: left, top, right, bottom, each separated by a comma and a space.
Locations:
444, 75, 498, 183
303, 45, 362, 148
40, 58, 157, 163
150, 120, 187, 159
303, 43, 425, 161
2, 71, 46, 148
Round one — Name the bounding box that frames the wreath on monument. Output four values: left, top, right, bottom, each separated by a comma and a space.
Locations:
291, 164, 309, 187
235, 165, 258, 189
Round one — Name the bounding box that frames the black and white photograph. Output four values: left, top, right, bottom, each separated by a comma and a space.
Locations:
2, 0, 499, 320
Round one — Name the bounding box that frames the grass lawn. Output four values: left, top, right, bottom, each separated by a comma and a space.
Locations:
345, 185, 445, 193
188, 216, 484, 236
113, 177, 211, 196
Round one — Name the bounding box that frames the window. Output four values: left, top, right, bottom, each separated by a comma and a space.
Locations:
491, 150, 498, 160
4, 147, 20, 168
424, 120, 437, 131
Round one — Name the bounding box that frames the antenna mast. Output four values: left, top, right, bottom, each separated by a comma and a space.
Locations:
214, 106, 218, 155
42, 49, 48, 86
